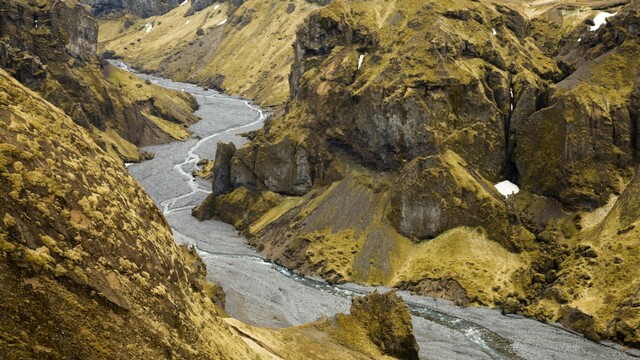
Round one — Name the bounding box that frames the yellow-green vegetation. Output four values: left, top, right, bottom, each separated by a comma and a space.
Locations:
194, 159, 215, 179
99, 0, 321, 106
0, 68, 255, 358
245, 162, 529, 306
0, 0, 198, 163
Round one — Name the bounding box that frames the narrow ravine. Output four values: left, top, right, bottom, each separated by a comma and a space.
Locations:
118, 62, 637, 360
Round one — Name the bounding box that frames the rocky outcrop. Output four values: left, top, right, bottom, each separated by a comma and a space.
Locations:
515, 7, 640, 209
186, 0, 220, 16
387, 151, 514, 245
82, 0, 183, 18
0, 0, 198, 161
348, 291, 419, 360
212, 142, 236, 195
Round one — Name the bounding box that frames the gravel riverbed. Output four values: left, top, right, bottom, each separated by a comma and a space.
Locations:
123, 65, 637, 360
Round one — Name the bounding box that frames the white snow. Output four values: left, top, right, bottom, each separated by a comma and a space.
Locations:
358, 54, 365, 70
213, 4, 220, 10
185, 20, 190, 25
577, 37, 582, 43
34, 19, 38, 29
217, 18, 227, 26
145, 22, 153, 33
179, 0, 188, 6
124, 163, 133, 168
494, 180, 520, 198
492, 28, 497, 36
590, 12, 617, 31
510, 87, 514, 111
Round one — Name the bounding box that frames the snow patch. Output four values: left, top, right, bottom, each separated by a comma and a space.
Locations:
179, 0, 188, 6
492, 28, 497, 36
185, 20, 190, 25
213, 4, 220, 10
510, 87, 514, 111
124, 163, 133, 168
145, 22, 153, 33
590, 12, 617, 31
494, 180, 520, 198
358, 54, 365, 70
577, 37, 582, 43
217, 18, 227, 26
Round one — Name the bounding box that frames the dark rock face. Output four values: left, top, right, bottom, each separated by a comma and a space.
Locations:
387, 152, 513, 245
213, 142, 237, 196
349, 291, 419, 360
398, 278, 470, 306
516, 93, 634, 208
252, 136, 312, 196
81, 0, 183, 18
186, 0, 220, 16
558, 306, 600, 342
306, 0, 332, 5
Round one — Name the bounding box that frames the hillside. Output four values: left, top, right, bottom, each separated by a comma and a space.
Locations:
0, 66, 420, 359
194, 0, 640, 346
98, 0, 326, 106
0, 0, 199, 162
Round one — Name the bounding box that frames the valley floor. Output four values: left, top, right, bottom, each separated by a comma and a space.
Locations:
123, 65, 638, 360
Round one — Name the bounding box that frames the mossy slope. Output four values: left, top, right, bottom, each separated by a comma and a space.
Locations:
99, 0, 323, 106
0, 0, 198, 162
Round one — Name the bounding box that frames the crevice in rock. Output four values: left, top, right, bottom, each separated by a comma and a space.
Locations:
630, 107, 638, 162
502, 78, 518, 183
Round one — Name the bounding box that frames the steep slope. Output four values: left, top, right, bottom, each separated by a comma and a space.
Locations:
0, 68, 254, 358
98, 0, 325, 106
0, 67, 419, 359
195, 0, 640, 346
0, 0, 198, 161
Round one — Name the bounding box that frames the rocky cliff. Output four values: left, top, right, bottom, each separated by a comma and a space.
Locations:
195, 0, 640, 346
0, 0, 198, 161
82, 0, 184, 18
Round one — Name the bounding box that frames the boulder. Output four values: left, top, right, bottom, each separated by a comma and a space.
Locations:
349, 291, 419, 360
253, 136, 312, 196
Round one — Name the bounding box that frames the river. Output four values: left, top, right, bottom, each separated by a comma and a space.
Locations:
117, 62, 637, 360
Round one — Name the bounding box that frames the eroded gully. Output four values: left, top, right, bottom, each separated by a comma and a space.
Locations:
118, 62, 637, 360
